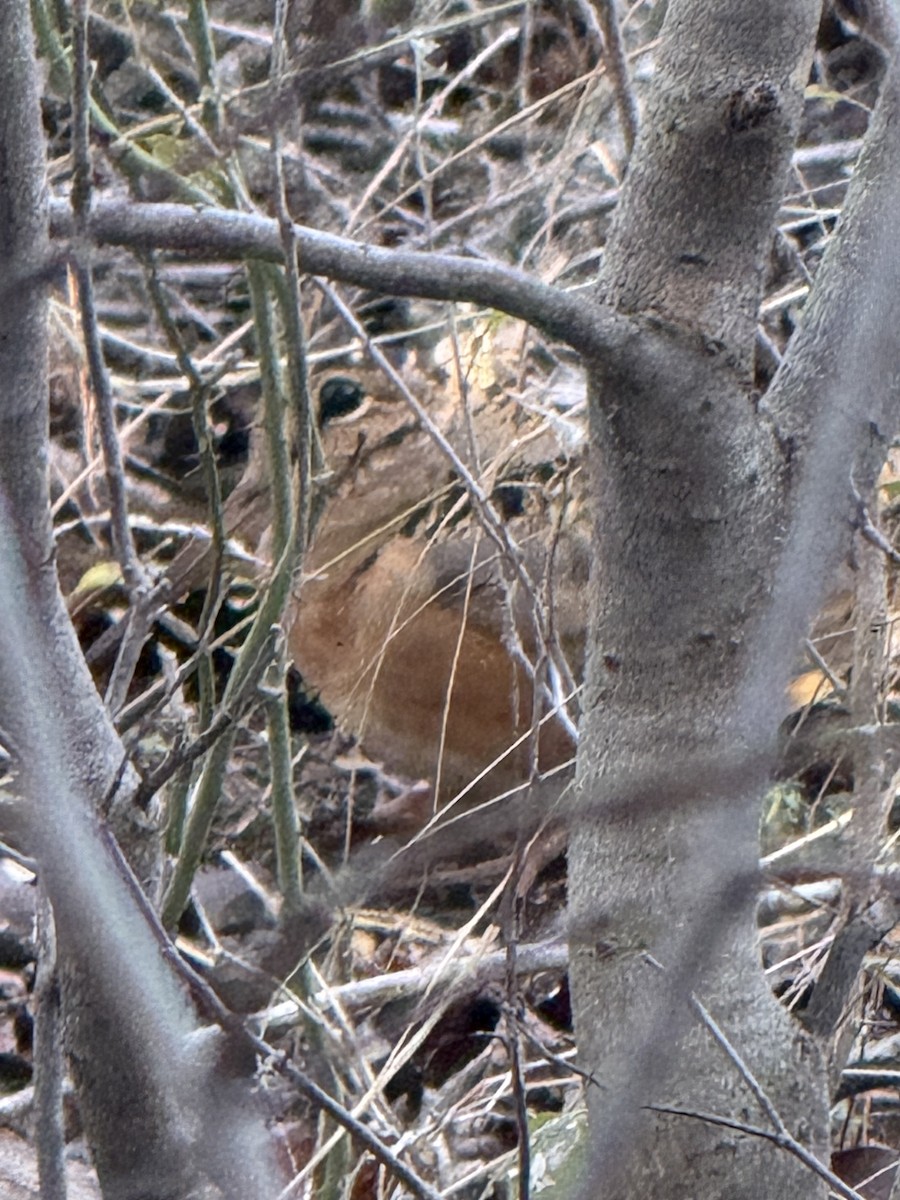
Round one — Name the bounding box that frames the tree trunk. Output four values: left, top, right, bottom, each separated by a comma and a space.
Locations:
569, 2, 832, 1195
0, 7, 282, 1197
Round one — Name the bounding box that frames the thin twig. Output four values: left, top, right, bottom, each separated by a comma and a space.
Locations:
247, 264, 293, 556
0, 841, 38, 874
647, 1104, 864, 1200
802, 636, 848, 700
505, 868, 531, 1200
691, 995, 784, 1132
595, 0, 639, 156
160, 618, 279, 927
105, 600, 162, 715
262, 640, 303, 912
513, 1013, 602, 1090
853, 485, 900, 565
134, 709, 234, 810
143, 255, 228, 647
186, 0, 223, 135
684, 994, 862, 1198
345, 25, 520, 235
270, 6, 317, 562
33, 887, 66, 1200
258, 937, 569, 1020
70, 0, 143, 594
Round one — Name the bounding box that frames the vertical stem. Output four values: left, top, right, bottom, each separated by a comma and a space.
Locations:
143, 257, 226, 724
33, 888, 66, 1200
71, 0, 142, 591
595, 0, 639, 156
248, 265, 293, 559
164, 751, 193, 856
187, 0, 222, 135
265, 642, 303, 911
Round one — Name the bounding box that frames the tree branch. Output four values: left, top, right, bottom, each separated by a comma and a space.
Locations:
47, 198, 629, 362
743, 52, 900, 718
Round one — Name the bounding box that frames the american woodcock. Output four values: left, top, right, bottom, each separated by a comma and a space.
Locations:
287, 341, 590, 820
61, 316, 591, 827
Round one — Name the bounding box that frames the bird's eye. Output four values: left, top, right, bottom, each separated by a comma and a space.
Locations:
491, 481, 526, 520
318, 377, 366, 425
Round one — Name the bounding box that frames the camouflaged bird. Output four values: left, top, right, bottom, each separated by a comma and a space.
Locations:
288, 336, 589, 819
69, 318, 590, 826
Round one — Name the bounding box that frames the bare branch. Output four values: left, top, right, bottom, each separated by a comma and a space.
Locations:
47, 199, 629, 362
745, 53, 900, 719
595, 0, 639, 155
70, 0, 142, 594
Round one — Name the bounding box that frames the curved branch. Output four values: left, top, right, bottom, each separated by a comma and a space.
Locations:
767, 56, 900, 481
749, 53, 900, 716
47, 199, 630, 362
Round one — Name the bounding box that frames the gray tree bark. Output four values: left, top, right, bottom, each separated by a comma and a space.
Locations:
569, 1, 900, 1196
0, 8, 282, 1199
